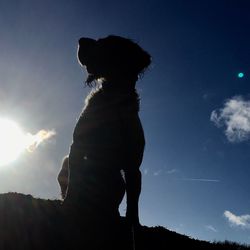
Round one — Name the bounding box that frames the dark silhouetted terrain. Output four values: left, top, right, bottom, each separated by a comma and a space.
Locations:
0, 192, 249, 250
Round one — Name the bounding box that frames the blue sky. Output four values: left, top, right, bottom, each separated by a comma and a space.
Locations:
0, 0, 250, 245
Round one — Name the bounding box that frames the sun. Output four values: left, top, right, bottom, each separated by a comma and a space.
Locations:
0, 119, 26, 166
0, 118, 56, 167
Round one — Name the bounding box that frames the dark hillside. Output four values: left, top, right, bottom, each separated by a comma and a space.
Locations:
0, 192, 248, 250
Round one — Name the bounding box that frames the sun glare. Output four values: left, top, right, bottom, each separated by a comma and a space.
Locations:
0, 119, 26, 166
0, 118, 56, 167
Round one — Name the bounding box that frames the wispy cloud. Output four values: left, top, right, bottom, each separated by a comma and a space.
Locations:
181, 178, 220, 183
26, 130, 56, 152
203, 92, 215, 101
224, 210, 250, 229
211, 96, 250, 142
205, 225, 218, 232
166, 168, 178, 174
143, 168, 148, 175
145, 168, 179, 177
153, 170, 162, 176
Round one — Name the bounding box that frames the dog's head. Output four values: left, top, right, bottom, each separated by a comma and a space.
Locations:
77, 35, 151, 86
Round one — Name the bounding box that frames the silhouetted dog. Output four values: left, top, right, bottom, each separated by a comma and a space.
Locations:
1, 36, 244, 250
59, 36, 151, 227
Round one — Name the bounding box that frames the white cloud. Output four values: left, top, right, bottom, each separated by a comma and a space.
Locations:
224, 210, 250, 228
205, 225, 217, 232
26, 129, 56, 152
210, 96, 250, 142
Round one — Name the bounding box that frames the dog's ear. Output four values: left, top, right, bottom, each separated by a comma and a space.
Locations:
96, 36, 151, 79
133, 47, 151, 75
78, 38, 97, 66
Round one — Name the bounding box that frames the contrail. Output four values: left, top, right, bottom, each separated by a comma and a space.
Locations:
181, 178, 220, 182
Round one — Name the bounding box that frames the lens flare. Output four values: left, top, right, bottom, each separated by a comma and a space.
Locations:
238, 72, 244, 78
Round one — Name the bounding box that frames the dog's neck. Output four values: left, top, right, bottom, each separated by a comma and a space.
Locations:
84, 79, 140, 113
101, 78, 137, 92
